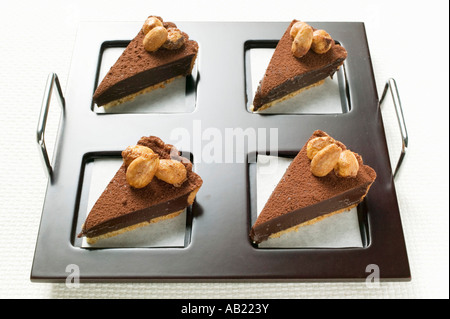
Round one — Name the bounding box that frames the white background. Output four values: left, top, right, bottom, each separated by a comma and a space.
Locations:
0, 0, 448, 298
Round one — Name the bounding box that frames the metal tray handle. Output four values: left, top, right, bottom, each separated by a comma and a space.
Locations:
379, 78, 408, 179
36, 73, 65, 180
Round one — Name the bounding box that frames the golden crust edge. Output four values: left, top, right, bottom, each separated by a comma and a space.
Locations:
187, 187, 200, 205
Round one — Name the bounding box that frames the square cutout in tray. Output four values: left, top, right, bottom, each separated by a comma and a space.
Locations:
91, 41, 198, 114
73, 153, 194, 248
248, 153, 370, 249
244, 41, 350, 114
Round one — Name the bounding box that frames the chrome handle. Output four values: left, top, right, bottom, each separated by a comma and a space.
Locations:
379, 78, 408, 179
36, 73, 65, 180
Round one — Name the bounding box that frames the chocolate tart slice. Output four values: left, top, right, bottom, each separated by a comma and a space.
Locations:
250, 130, 376, 244
252, 20, 347, 112
93, 16, 198, 109
78, 136, 203, 244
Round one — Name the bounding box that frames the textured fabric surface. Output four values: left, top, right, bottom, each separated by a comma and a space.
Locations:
0, 0, 448, 299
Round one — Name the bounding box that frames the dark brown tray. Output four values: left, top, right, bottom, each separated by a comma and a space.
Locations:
32, 21, 410, 282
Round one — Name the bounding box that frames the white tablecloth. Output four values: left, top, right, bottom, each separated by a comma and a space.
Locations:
0, 0, 448, 299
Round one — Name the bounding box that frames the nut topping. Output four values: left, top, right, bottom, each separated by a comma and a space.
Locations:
126, 154, 160, 188
143, 26, 168, 52
307, 133, 360, 179
162, 28, 185, 50
122, 145, 155, 167
291, 22, 313, 58
290, 21, 308, 39
311, 29, 333, 54
155, 159, 187, 187
306, 136, 336, 160
310, 143, 342, 177
334, 150, 359, 178
142, 16, 163, 35
163, 21, 177, 29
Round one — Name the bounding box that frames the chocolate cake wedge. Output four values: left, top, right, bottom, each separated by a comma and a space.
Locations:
93, 16, 198, 109
250, 130, 376, 244
78, 136, 202, 244
252, 20, 347, 112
